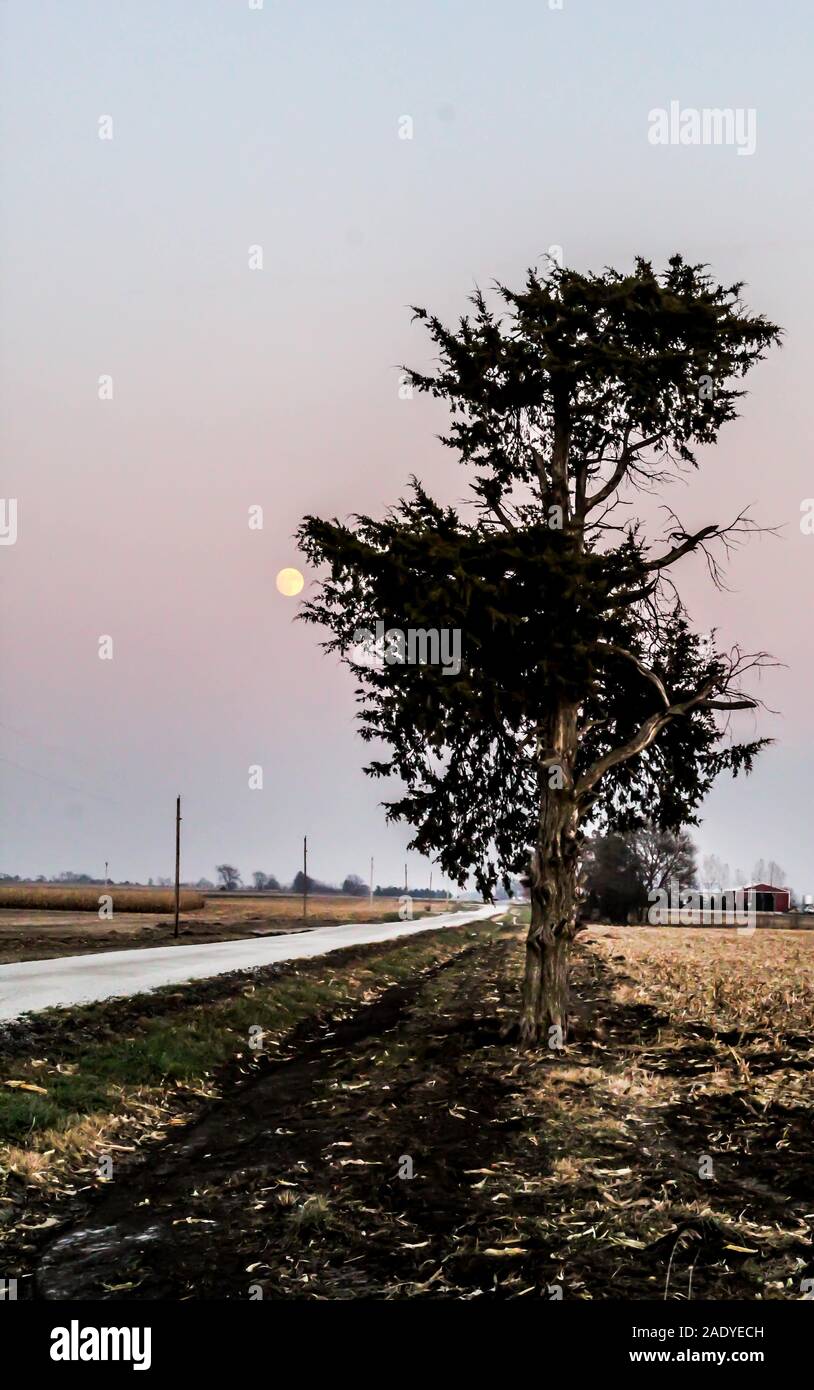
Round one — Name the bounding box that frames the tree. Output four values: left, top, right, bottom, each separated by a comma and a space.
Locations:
342, 874, 368, 895
494, 877, 524, 901
767, 859, 786, 886
584, 824, 698, 921
700, 854, 730, 892
292, 871, 333, 894
582, 833, 646, 923
216, 864, 241, 890
631, 824, 698, 900
252, 871, 268, 890
299, 256, 779, 1043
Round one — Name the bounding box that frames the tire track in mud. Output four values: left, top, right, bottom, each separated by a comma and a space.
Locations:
35, 935, 525, 1300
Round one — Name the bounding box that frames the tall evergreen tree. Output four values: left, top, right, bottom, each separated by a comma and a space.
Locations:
298, 256, 780, 1043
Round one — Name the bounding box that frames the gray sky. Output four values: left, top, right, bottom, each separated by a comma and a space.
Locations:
1, 0, 812, 891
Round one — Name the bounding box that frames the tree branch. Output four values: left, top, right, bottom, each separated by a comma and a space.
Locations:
583, 431, 664, 513
576, 643, 767, 803
576, 686, 715, 801
642, 509, 776, 585
488, 499, 517, 534
701, 698, 757, 711
643, 525, 720, 572
594, 642, 670, 708
607, 581, 659, 609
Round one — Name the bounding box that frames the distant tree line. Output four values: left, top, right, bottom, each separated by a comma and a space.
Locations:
1, 867, 446, 896
0, 871, 148, 886
209, 866, 460, 897
211, 861, 386, 895
3, 847, 793, 907
373, 885, 449, 899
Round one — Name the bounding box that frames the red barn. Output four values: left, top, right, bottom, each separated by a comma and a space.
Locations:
741, 883, 791, 912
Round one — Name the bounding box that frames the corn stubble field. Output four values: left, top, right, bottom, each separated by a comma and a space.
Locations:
1, 916, 812, 1300
0, 886, 206, 912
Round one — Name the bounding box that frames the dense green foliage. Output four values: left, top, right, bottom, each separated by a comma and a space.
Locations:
299, 257, 780, 896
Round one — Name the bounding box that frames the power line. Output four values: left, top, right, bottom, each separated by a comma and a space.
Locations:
0, 719, 100, 770
0, 753, 119, 804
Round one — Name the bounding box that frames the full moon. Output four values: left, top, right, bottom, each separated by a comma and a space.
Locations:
276, 566, 304, 597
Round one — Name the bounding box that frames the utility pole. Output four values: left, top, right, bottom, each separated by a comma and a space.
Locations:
429, 868, 433, 896
174, 796, 181, 939
303, 835, 308, 920
369, 856, 374, 907
104, 860, 109, 887
404, 862, 408, 893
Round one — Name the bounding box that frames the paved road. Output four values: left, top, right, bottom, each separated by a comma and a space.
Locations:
0, 904, 506, 1022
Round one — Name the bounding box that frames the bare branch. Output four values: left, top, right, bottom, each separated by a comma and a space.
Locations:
485, 499, 518, 534
643, 524, 720, 572
607, 581, 658, 609
594, 642, 670, 708
702, 698, 758, 711
642, 509, 779, 586
576, 644, 772, 802
582, 430, 665, 513
576, 687, 715, 801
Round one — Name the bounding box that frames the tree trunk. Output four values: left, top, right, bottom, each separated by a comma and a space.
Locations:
518, 706, 580, 1046
519, 878, 574, 1046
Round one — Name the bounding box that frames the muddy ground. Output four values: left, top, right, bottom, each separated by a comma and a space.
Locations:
5, 921, 812, 1301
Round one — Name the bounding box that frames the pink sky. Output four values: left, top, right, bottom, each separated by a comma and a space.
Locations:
1, 0, 811, 892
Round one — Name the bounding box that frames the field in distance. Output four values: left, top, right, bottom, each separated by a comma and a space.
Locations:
0, 891, 465, 966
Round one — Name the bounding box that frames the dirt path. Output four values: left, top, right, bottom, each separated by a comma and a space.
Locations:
35, 936, 521, 1300
30, 925, 814, 1300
